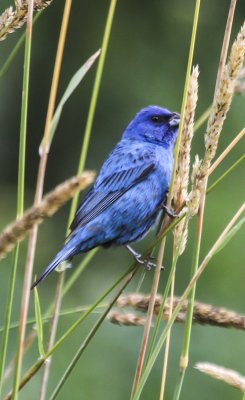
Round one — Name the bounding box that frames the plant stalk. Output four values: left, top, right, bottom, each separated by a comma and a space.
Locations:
131, 1, 201, 397
173, 2, 237, 398
11, 1, 35, 398
133, 202, 244, 400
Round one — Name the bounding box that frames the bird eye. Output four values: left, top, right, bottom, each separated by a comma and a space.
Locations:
151, 116, 160, 123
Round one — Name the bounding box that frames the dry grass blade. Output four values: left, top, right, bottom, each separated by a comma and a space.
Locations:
195, 362, 245, 392
188, 21, 245, 216
114, 294, 245, 330
208, 128, 245, 175
0, 0, 53, 41
0, 171, 95, 259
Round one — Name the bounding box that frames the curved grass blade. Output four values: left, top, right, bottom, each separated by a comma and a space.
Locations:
39, 49, 101, 155
34, 286, 45, 358
213, 216, 245, 256
207, 155, 245, 194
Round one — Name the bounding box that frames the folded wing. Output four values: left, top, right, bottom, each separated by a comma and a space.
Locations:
70, 162, 155, 233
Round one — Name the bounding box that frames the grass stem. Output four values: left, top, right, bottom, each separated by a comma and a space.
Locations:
11, 1, 35, 398
208, 128, 245, 175
173, 2, 237, 398
131, 1, 201, 397
133, 202, 244, 400
50, 267, 137, 399
4, 265, 137, 399
68, 0, 118, 225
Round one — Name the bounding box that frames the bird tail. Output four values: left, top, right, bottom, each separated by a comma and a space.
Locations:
31, 242, 77, 289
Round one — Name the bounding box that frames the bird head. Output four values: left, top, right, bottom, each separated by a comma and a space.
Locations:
123, 105, 180, 148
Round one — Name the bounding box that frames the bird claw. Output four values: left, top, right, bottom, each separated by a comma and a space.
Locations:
135, 255, 164, 271
125, 245, 164, 271
162, 204, 179, 218
143, 259, 156, 270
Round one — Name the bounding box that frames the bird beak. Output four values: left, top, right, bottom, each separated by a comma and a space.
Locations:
169, 112, 180, 127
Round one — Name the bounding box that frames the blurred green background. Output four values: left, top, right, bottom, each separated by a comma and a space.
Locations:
0, 1, 244, 399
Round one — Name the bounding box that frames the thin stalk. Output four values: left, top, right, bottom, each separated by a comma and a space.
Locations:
173, 197, 204, 399
50, 267, 137, 400
42, 250, 98, 320
11, 1, 35, 399
4, 293, 245, 333
159, 273, 175, 400
49, 271, 134, 356
158, 224, 188, 399
133, 203, 244, 400
207, 154, 244, 194
11, 1, 72, 398
131, 1, 201, 397
0, 247, 19, 396
34, 1, 73, 397
2, 217, 181, 338
68, 0, 117, 226
2, 201, 182, 377
4, 265, 137, 400
130, 211, 186, 386
2, 215, 179, 386
145, 220, 188, 365
40, 1, 117, 396
2, 207, 182, 388
208, 128, 245, 175
130, 234, 167, 399
173, 2, 237, 398
169, 0, 201, 207
0, 12, 42, 80
214, 0, 237, 96
2, 250, 98, 384
0, 304, 107, 333
39, 274, 64, 400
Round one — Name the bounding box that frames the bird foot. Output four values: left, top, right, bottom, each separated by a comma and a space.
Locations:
143, 256, 164, 271
135, 254, 156, 270
125, 245, 164, 271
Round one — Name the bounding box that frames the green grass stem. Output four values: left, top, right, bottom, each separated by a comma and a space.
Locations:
68, 0, 117, 227
131, 0, 201, 396
11, 2, 34, 398
207, 155, 244, 194
173, 2, 237, 397
0, 247, 19, 396
4, 264, 137, 399
133, 203, 244, 400
50, 267, 137, 399
0, 3, 35, 397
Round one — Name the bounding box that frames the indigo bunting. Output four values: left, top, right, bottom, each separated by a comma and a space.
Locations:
32, 105, 179, 288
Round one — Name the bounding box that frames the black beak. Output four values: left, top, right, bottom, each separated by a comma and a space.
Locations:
169, 112, 180, 127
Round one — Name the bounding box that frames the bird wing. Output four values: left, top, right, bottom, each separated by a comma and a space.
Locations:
69, 162, 155, 232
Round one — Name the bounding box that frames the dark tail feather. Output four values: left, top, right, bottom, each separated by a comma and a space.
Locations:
31, 246, 75, 289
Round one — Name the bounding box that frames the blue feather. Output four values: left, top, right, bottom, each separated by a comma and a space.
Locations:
32, 105, 179, 288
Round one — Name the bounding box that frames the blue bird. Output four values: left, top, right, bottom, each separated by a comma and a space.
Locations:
32, 106, 179, 288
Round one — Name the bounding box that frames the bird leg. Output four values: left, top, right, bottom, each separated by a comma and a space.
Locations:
125, 245, 164, 270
